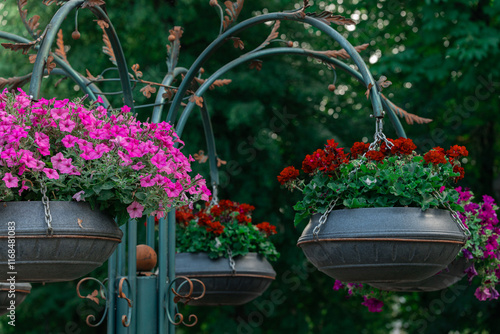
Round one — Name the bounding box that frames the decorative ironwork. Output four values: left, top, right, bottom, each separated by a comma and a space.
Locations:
76, 277, 109, 328
166, 276, 206, 327
117, 277, 133, 327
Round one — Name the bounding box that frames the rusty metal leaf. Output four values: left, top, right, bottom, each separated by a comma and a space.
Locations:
209, 79, 232, 90
0, 74, 32, 91
189, 95, 204, 108
377, 75, 392, 89
1, 31, 46, 55
254, 21, 280, 52
314, 43, 368, 60
86, 290, 100, 305
86, 69, 98, 80
222, 0, 244, 31
140, 85, 156, 98
82, 0, 106, 8
365, 82, 373, 100
97, 22, 116, 65
131, 64, 143, 78
28, 54, 37, 64
230, 37, 244, 50
380, 94, 432, 125
169, 26, 183, 41
55, 29, 68, 63
306, 12, 356, 26
42, 0, 61, 5
217, 158, 227, 167
249, 60, 263, 71
193, 150, 208, 164
162, 88, 177, 101
46, 55, 56, 75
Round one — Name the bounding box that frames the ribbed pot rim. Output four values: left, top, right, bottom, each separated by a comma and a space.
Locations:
297, 207, 466, 245
0, 201, 123, 240
175, 252, 276, 279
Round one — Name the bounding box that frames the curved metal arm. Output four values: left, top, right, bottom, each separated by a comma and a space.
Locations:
151, 67, 189, 123
168, 12, 382, 123
175, 47, 406, 139
199, 100, 220, 187
29, 0, 85, 99
88, 6, 134, 112
0, 31, 110, 106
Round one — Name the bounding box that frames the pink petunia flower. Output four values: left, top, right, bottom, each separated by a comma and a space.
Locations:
43, 168, 59, 179
127, 201, 144, 219
2, 173, 19, 188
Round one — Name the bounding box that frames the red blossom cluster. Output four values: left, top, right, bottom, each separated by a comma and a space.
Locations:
301, 139, 349, 175
176, 199, 276, 237
255, 222, 277, 236
278, 137, 469, 185
277, 166, 300, 185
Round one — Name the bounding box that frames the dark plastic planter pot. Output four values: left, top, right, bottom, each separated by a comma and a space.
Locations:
0, 201, 123, 283
369, 256, 471, 292
175, 252, 276, 306
0, 282, 31, 316
297, 207, 466, 283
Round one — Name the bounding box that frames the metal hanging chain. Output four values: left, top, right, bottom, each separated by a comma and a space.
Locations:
313, 197, 340, 239
227, 248, 236, 275
432, 191, 470, 237
367, 117, 393, 152
210, 183, 219, 207
40, 182, 54, 236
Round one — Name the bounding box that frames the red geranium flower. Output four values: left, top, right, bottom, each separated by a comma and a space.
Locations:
424, 148, 447, 165
453, 165, 465, 182
302, 149, 325, 174
391, 137, 416, 155
350, 142, 370, 159
205, 220, 225, 235
256, 222, 277, 236
365, 150, 385, 162
446, 145, 469, 159
277, 166, 300, 185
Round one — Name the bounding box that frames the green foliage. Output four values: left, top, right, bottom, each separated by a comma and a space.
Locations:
175, 200, 279, 261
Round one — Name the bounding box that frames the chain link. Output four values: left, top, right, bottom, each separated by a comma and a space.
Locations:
227, 248, 236, 275
313, 197, 339, 239
433, 191, 471, 237
40, 182, 54, 236
367, 118, 393, 152
210, 183, 219, 207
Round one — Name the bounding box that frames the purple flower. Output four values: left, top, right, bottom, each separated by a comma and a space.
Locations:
474, 287, 492, 301
361, 296, 384, 312
461, 249, 474, 260
490, 288, 500, 300
464, 264, 478, 283
332, 280, 344, 291
72, 190, 85, 202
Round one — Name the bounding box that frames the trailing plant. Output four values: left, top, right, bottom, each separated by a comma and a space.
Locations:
175, 199, 279, 261
0, 88, 210, 224
278, 137, 468, 225
332, 188, 500, 312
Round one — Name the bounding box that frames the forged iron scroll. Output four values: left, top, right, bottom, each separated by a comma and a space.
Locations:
117, 277, 133, 327
76, 277, 109, 327
166, 276, 206, 327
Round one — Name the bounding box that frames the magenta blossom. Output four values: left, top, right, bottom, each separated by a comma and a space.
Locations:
361, 297, 384, 312
127, 201, 144, 219
2, 173, 19, 188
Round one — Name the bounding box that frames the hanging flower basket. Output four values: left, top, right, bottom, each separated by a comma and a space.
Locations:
297, 207, 466, 283
175, 252, 276, 306
0, 282, 31, 316
369, 256, 471, 292
0, 201, 122, 283
279, 137, 469, 283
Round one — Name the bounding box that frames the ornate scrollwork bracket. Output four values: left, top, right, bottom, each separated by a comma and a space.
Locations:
165, 276, 206, 327
76, 277, 109, 327
117, 277, 133, 327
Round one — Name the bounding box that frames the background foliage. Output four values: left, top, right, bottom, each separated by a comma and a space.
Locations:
1, 0, 499, 333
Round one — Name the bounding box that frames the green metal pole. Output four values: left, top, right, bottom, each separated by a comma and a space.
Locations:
167, 210, 176, 334
158, 216, 168, 332
107, 251, 117, 334
127, 219, 137, 333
